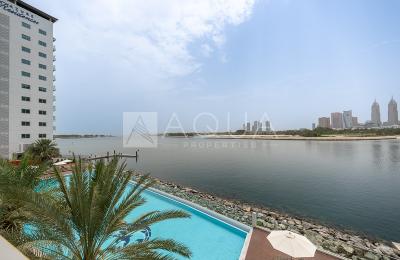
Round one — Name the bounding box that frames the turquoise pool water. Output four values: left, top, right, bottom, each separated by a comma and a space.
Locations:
124, 186, 247, 260
39, 178, 247, 259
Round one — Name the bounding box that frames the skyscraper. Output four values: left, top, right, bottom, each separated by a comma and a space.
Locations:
331, 112, 343, 129
258, 121, 262, 132
343, 110, 353, 129
352, 117, 359, 127
388, 97, 399, 126
252, 121, 257, 132
371, 100, 381, 126
265, 121, 271, 131
318, 117, 331, 128
246, 122, 251, 132
0, 0, 57, 159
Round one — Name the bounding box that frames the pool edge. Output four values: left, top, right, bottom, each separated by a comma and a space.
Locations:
144, 184, 251, 233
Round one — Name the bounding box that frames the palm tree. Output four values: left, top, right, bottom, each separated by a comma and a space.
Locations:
0, 157, 50, 259
0, 157, 48, 232
1, 157, 192, 259
25, 139, 60, 164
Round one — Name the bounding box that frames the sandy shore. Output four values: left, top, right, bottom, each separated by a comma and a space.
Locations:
203, 134, 400, 141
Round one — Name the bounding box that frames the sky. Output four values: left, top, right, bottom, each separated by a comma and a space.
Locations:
29, 0, 400, 134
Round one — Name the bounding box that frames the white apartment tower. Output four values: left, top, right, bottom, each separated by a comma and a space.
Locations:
0, 0, 56, 158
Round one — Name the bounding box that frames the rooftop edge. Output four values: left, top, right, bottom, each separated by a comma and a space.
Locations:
7, 0, 57, 22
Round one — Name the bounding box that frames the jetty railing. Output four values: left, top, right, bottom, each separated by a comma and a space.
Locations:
82, 150, 139, 162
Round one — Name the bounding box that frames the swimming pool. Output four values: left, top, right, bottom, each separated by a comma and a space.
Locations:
39, 177, 248, 259
124, 184, 248, 259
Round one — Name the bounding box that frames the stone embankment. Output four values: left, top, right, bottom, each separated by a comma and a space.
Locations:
146, 176, 400, 260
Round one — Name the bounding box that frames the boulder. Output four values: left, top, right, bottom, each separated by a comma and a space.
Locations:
243, 206, 251, 212
278, 224, 287, 230
376, 245, 395, 256
338, 244, 355, 256
364, 252, 380, 260
265, 222, 275, 229
287, 220, 295, 226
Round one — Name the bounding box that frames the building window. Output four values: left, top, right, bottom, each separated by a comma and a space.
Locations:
21, 71, 31, 77
38, 52, 47, 58
38, 87, 47, 92
39, 98, 46, 104
22, 22, 31, 29
39, 29, 47, 36
21, 121, 30, 126
21, 96, 30, 102
38, 40, 47, 47
21, 134, 30, 139
39, 75, 47, 81
22, 46, 31, 53
21, 34, 31, 41
39, 64, 47, 70
21, 84, 31, 90
39, 110, 47, 115
38, 134, 47, 138
21, 109, 30, 114
21, 59, 31, 65
39, 122, 47, 127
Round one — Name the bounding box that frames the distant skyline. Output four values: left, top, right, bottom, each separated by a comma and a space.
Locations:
28, 0, 400, 134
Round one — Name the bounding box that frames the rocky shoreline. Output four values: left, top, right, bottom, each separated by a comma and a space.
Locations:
141, 175, 400, 260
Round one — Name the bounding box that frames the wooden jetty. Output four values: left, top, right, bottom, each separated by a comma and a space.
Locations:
86, 150, 139, 161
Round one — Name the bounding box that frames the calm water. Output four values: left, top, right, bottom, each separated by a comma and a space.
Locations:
57, 137, 400, 241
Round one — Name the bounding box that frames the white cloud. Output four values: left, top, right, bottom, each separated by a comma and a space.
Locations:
53, 0, 255, 78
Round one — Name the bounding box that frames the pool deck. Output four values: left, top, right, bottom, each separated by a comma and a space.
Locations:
243, 227, 344, 260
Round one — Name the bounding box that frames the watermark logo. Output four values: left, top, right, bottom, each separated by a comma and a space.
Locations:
123, 112, 158, 148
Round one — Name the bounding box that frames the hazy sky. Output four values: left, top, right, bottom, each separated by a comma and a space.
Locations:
29, 0, 400, 133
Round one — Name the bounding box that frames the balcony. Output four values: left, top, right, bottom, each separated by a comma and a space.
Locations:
53, 65, 56, 72
53, 76, 56, 82
53, 46, 56, 52
53, 95, 56, 101
53, 56, 56, 62
53, 37, 56, 42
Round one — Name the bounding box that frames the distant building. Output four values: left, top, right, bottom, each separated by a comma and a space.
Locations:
364, 121, 378, 129
312, 123, 316, 130
246, 122, 251, 132
371, 100, 381, 126
352, 117, 359, 127
331, 112, 343, 129
388, 97, 399, 126
252, 121, 258, 132
318, 117, 331, 128
343, 110, 353, 129
265, 121, 271, 131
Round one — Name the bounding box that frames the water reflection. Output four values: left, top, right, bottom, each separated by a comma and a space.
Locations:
372, 142, 383, 169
